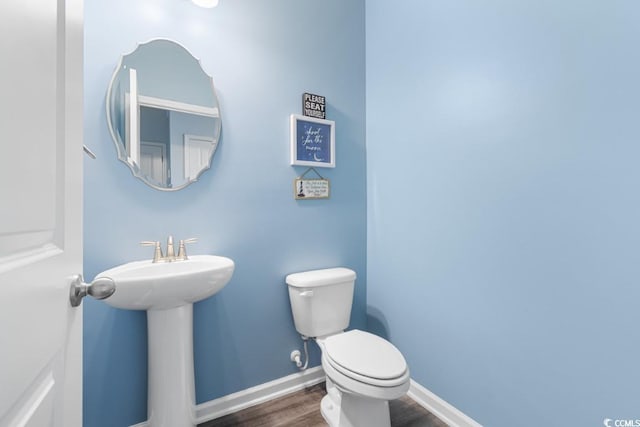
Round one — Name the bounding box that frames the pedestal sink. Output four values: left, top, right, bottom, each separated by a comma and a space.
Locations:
96, 255, 234, 427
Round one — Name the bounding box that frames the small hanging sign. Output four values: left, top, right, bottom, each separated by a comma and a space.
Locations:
294, 168, 330, 200
302, 92, 326, 119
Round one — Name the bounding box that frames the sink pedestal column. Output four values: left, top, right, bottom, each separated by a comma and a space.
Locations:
147, 304, 196, 427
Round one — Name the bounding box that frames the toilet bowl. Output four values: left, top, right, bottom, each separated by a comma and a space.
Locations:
286, 268, 410, 427
317, 330, 410, 427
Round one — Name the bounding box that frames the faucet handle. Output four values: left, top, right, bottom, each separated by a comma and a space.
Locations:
140, 241, 163, 263
176, 238, 197, 260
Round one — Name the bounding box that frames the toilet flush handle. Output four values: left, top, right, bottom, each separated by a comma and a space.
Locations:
299, 290, 314, 297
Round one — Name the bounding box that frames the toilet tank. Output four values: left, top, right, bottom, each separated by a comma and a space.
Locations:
285, 267, 356, 338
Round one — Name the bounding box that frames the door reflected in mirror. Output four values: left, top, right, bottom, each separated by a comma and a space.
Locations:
106, 39, 221, 191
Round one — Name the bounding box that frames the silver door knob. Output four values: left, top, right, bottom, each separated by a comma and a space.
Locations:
69, 274, 116, 307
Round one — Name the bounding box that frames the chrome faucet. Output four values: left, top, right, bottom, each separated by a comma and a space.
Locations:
141, 236, 197, 263
166, 235, 176, 261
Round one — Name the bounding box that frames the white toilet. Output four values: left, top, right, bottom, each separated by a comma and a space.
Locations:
286, 267, 410, 427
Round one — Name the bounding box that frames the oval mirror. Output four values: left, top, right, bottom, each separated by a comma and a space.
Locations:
106, 39, 221, 191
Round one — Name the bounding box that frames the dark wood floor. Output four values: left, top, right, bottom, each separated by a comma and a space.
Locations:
199, 382, 448, 427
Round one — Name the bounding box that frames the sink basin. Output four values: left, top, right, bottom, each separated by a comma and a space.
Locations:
97, 255, 234, 310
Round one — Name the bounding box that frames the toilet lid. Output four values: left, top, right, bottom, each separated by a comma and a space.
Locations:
324, 330, 407, 380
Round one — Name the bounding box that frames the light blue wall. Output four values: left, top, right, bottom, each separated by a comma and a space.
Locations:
367, 1, 640, 426
83, 1, 365, 426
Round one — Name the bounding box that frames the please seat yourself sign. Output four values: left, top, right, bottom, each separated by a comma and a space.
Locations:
302, 92, 326, 119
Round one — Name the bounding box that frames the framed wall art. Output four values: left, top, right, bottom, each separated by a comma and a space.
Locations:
290, 114, 335, 168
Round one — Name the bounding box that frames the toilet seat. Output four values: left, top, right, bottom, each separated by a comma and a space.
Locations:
322, 330, 410, 396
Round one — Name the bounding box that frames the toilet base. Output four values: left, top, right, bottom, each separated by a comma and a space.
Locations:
320, 385, 391, 427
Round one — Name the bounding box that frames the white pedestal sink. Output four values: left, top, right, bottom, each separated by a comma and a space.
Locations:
97, 255, 234, 427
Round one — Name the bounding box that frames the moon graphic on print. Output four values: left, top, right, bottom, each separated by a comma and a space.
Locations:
313, 153, 324, 162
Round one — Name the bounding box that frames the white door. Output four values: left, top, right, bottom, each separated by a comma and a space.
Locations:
141, 142, 168, 186
0, 0, 83, 425
184, 135, 217, 180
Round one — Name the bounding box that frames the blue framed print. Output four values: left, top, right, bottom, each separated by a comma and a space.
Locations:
290, 114, 335, 168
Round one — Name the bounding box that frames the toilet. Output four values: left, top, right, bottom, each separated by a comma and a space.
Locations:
286, 267, 410, 427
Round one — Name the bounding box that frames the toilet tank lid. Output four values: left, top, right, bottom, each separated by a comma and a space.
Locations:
286, 267, 356, 288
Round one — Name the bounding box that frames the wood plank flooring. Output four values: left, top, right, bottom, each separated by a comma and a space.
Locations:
199, 382, 448, 427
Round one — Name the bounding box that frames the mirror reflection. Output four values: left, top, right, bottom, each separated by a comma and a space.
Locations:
106, 39, 221, 191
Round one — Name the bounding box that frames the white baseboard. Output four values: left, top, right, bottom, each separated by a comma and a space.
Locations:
129, 367, 324, 427
195, 366, 325, 423
408, 380, 482, 427
131, 369, 481, 427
